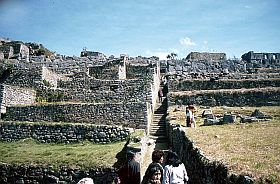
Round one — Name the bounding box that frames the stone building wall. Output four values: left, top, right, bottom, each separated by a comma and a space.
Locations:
168, 78, 280, 91
0, 85, 36, 113
57, 78, 152, 103
241, 51, 280, 66
41, 66, 60, 88
0, 122, 130, 144
2, 67, 43, 88
0, 164, 117, 184
0, 45, 14, 59
186, 52, 226, 61
167, 123, 254, 184
168, 87, 280, 106
5, 103, 148, 129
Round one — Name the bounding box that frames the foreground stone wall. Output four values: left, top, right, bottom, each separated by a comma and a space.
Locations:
0, 164, 117, 184
168, 87, 280, 106
0, 122, 130, 144
168, 78, 280, 91
5, 103, 147, 128
167, 124, 254, 184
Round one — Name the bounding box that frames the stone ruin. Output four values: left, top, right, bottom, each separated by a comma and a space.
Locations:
202, 108, 273, 126
0, 39, 280, 183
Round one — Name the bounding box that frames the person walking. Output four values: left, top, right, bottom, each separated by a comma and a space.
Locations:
186, 105, 196, 128
141, 163, 162, 184
163, 151, 189, 184
158, 88, 163, 103
142, 150, 164, 183
116, 151, 141, 184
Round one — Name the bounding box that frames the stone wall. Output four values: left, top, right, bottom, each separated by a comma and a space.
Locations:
5, 103, 148, 128
167, 124, 254, 184
42, 66, 60, 88
0, 85, 36, 113
0, 164, 117, 184
186, 52, 226, 61
2, 67, 43, 88
168, 87, 280, 106
168, 78, 280, 91
57, 78, 152, 103
126, 64, 154, 80
0, 122, 130, 144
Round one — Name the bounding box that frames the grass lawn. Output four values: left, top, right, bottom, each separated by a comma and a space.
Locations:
0, 139, 127, 170
168, 105, 280, 182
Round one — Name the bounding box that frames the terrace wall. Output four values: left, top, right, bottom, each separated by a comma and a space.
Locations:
0, 122, 130, 144
0, 164, 117, 184
57, 78, 151, 103
167, 124, 254, 184
168, 87, 280, 106
0, 85, 36, 113
168, 78, 280, 91
4, 103, 148, 129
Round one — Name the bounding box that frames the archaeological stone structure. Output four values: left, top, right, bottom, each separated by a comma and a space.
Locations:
186, 52, 226, 61
0, 40, 280, 183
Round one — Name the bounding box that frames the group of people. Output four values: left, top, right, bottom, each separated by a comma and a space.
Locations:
142, 150, 188, 184
115, 149, 188, 184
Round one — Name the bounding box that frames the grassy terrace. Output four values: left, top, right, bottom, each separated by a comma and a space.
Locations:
0, 140, 126, 169
0, 129, 144, 170
168, 105, 280, 182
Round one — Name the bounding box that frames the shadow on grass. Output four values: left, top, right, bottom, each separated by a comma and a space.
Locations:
112, 138, 130, 168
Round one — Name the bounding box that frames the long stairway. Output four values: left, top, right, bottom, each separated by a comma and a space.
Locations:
149, 97, 168, 144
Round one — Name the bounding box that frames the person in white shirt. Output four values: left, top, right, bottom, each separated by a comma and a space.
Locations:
186, 105, 196, 128
163, 151, 188, 184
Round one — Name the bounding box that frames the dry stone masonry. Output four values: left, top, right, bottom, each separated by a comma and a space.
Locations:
0, 122, 130, 144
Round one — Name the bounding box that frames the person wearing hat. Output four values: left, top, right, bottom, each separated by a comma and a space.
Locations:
116, 150, 141, 184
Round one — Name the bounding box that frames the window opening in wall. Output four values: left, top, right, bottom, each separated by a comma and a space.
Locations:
110, 85, 118, 92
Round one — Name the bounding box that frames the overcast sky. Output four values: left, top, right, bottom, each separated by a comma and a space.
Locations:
0, 0, 279, 59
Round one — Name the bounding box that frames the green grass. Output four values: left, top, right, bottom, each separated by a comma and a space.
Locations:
168, 105, 280, 182
0, 139, 127, 170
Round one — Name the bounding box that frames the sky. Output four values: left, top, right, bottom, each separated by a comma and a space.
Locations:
0, 0, 280, 60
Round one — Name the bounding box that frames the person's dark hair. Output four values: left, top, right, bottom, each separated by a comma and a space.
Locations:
126, 150, 135, 160
166, 151, 182, 167
152, 150, 164, 163
146, 163, 161, 178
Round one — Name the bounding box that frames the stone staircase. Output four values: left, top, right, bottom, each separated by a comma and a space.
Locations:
149, 97, 168, 143
0, 85, 5, 114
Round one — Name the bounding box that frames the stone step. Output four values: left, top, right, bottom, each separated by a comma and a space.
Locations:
149, 135, 168, 143
150, 125, 166, 129
151, 121, 165, 125
150, 131, 166, 136
150, 128, 166, 131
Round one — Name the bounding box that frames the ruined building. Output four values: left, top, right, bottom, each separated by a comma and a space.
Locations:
0, 41, 29, 59
186, 52, 226, 61
241, 51, 280, 65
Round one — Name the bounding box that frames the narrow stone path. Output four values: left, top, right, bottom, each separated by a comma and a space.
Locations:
141, 97, 169, 179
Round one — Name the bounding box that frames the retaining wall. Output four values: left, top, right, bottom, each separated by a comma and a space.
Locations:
0, 122, 130, 144
0, 164, 117, 184
168, 78, 280, 91
167, 123, 254, 184
168, 87, 280, 106
57, 78, 151, 103
4, 103, 148, 128
0, 85, 36, 113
